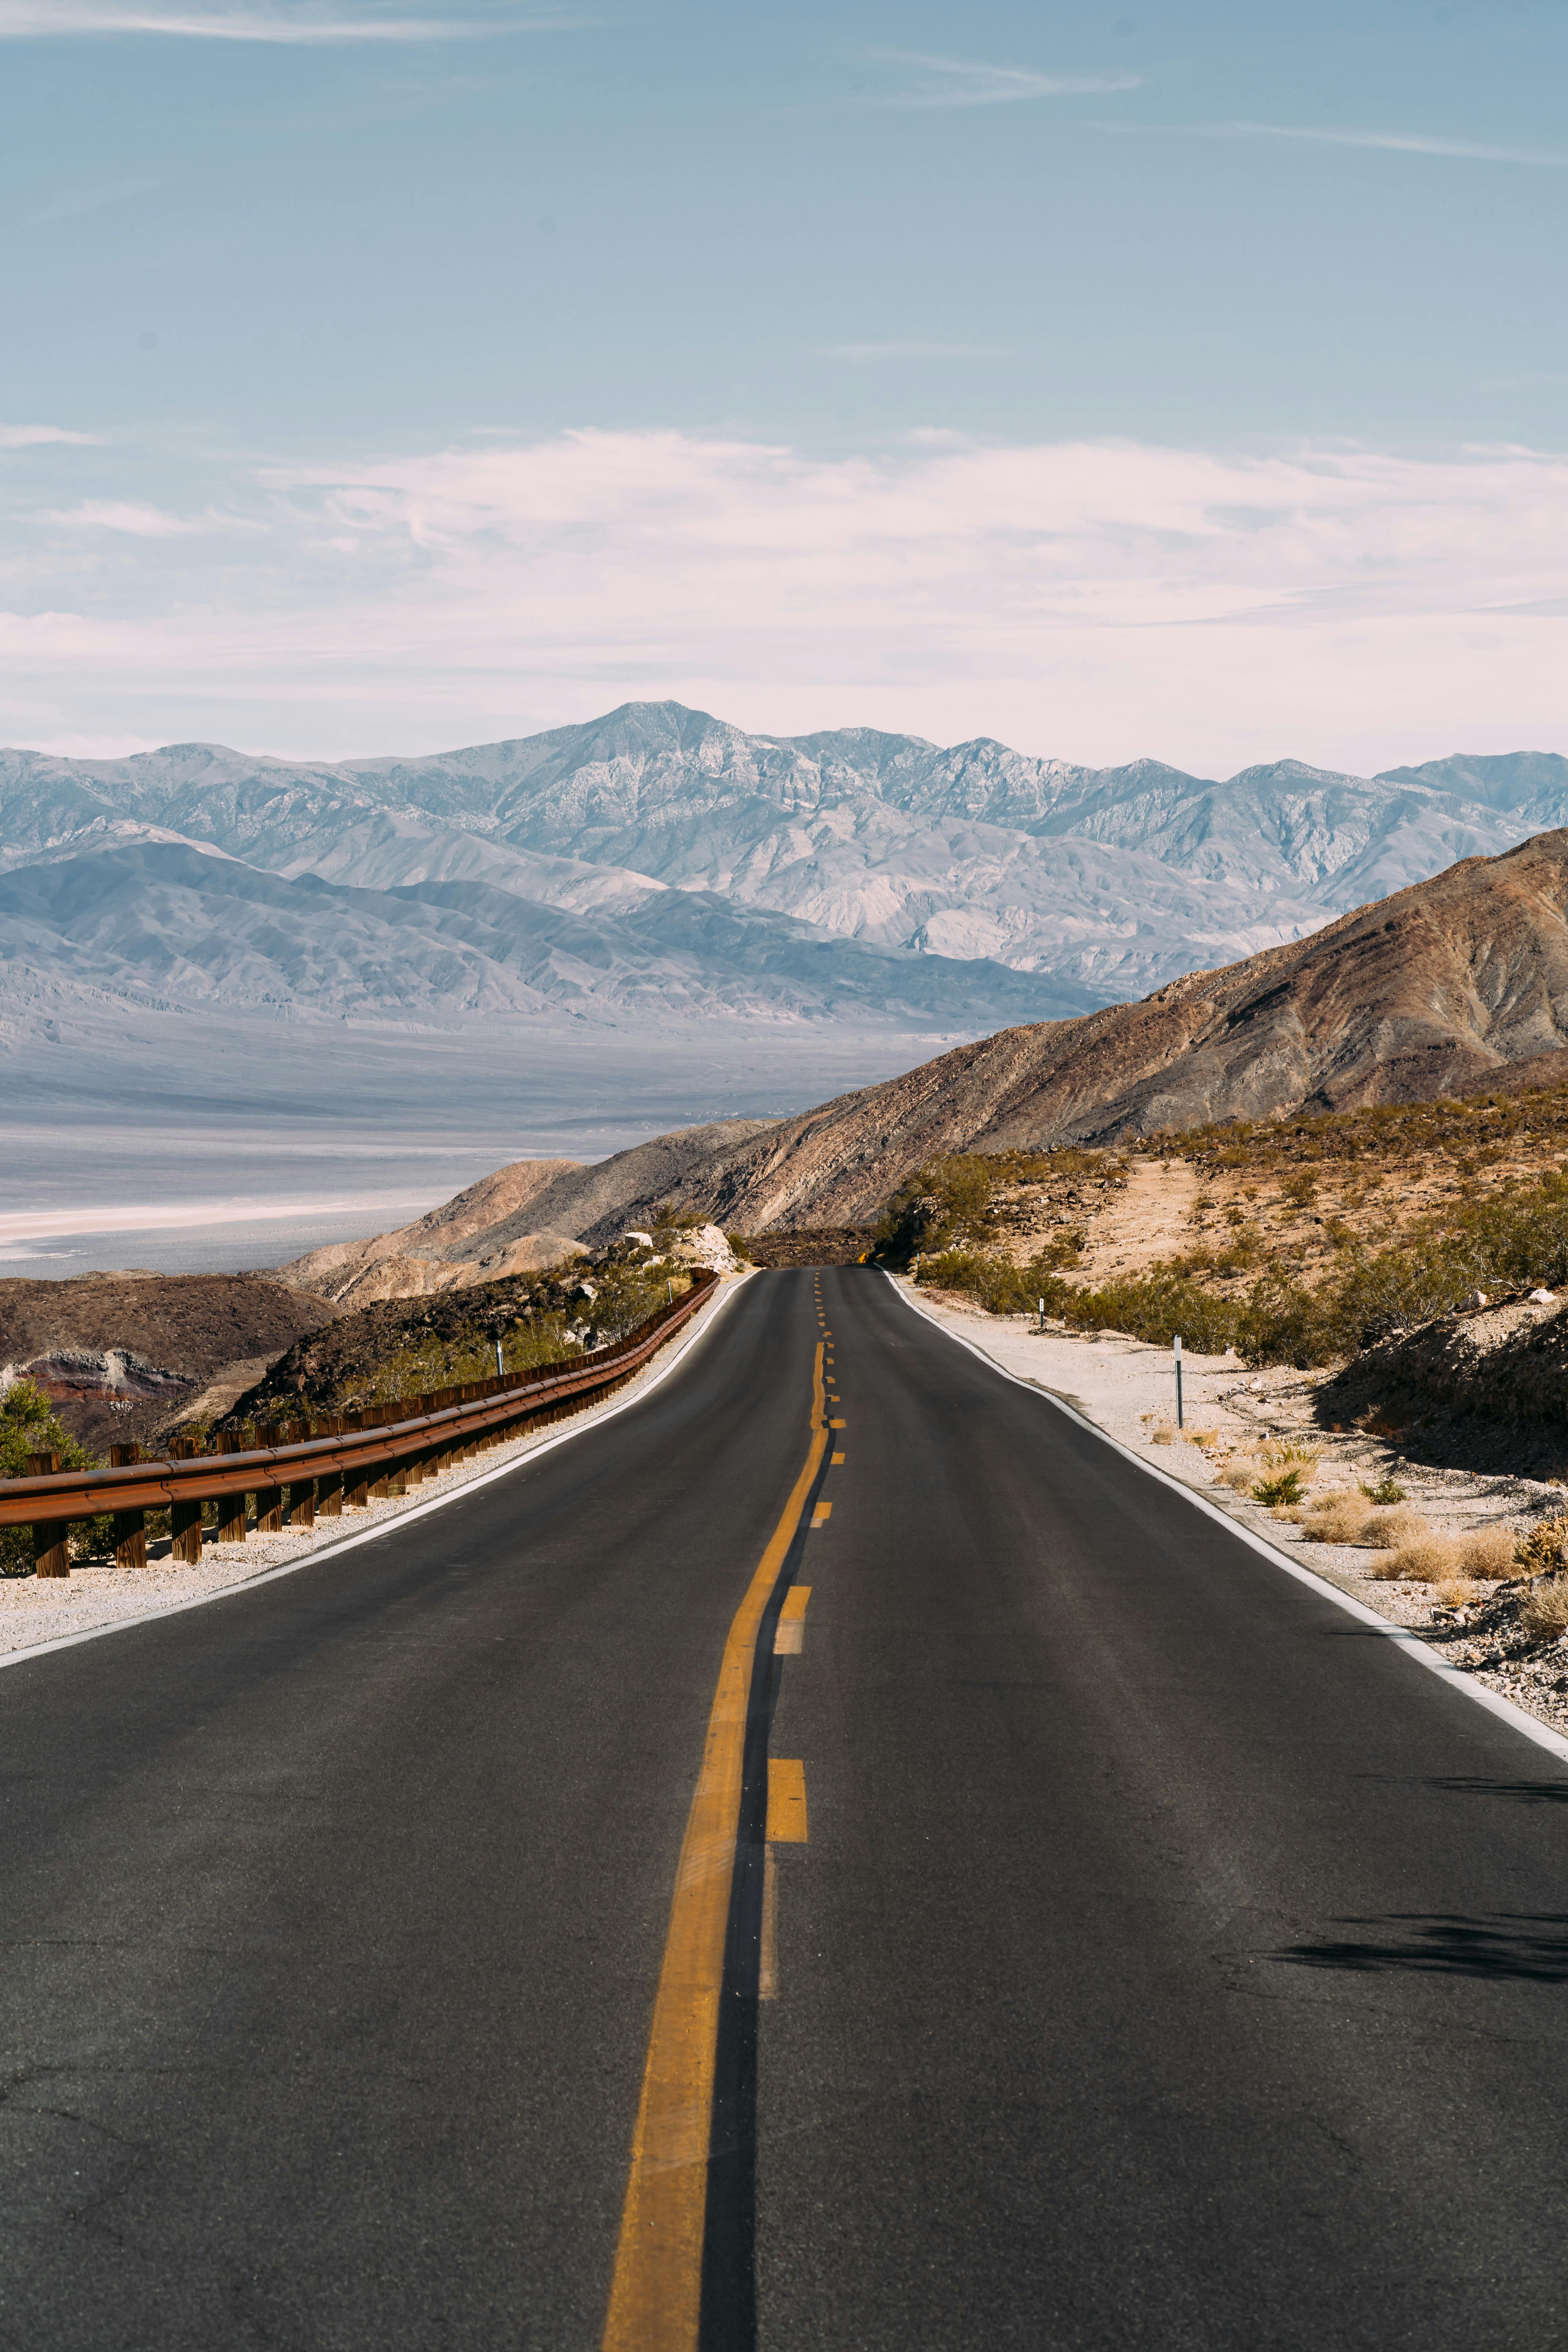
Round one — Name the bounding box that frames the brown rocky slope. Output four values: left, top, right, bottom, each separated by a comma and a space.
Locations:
628, 826, 1568, 1233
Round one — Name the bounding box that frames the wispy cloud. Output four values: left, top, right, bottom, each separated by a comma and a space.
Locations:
1149, 119, 1568, 169
0, 4, 569, 40
44, 499, 224, 535
869, 50, 1141, 109
5, 428, 1568, 773
33, 175, 165, 223
0, 423, 102, 448
816, 341, 1007, 363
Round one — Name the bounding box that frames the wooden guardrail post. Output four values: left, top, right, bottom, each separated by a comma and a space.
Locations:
316, 1415, 343, 1516
109, 1443, 147, 1568
342, 1412, 369, 1509
25, 1451, 69, 1577
215, 1432, 247, 1543
286, 1421, 315, 1527
254, 1422, 284, 1534
168, 1436, 203, 1561
369, 1392, 390, 1505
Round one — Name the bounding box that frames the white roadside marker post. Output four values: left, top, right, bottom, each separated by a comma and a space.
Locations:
495, 1338, 504, 1379
1038, 1296, 1045, 1330
1174, 1333, 1184, 1431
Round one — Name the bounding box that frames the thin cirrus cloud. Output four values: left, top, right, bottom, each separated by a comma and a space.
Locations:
0, 3, 563, 39
43, 499, 229, 535
1146, 120, 1568, 170
5, 428, 1567, 774
0, 423, 103, 448
867, 50, 1142, 109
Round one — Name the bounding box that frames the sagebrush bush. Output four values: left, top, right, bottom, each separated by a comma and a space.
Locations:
1515, 1515, 1568, 1574
1361, 1505, 1432, 1551
1301, 1491, 1369, 1544
1457, 1526, 1519, 1581
1363, 1534, 1467, 1590
1519, 1576, 1568, 1643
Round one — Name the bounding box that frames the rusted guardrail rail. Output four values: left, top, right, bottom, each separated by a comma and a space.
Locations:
0, 1270, 720, 1578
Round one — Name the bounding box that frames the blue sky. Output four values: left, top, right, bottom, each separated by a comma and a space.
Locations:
2, 1, 1565, 770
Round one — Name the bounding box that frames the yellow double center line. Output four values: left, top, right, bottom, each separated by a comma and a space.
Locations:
601, 1341, 828, 2352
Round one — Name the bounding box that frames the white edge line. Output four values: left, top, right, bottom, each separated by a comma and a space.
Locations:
887, 1272, 1568, 1769
0, 1273, 757, 1676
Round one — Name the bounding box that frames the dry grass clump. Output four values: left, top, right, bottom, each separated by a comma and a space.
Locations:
1187, 1425, 1220, 1448
1368, 1532, 1461, 1583
1518, 1576, 1568, 1644
1516, 1515, 1568, 1575
1300, 1490, 1371, 1544
1361, 1504, 1431, 1551
1434, 1577, 1481, 1609
1456, 1526, 1519, 1581
1150, 1422, 1176, 1445
1261, 1440, 1320, 1472
1218, 1454, 1262, 1493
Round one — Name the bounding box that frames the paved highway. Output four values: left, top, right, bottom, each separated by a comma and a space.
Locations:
2, 1267, 1567, 2349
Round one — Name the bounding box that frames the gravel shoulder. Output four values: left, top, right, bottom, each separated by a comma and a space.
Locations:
0, 1273, 748, 1662
901, 1278, 1568, 1740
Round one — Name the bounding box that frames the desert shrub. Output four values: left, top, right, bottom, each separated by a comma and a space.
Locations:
1361, 1505, 1432, 1550
878, 1156, 994, 1258
1051, 1268, 1243, 1353
1371, 1534, 1461, 1582
1434, 1578, 1479, 1609
915, 1250, 1038, 1315
1457, 1526, 1519, 1581
1301, 1490, 1370, 1544
0, 1379, 98, 1577
1516, 1515, 1568, 1574
1519, 1576, 1568, 1643
726, 1232, 754, 1262
1254, 1469, 1306, 1506
1361, 1478, 1406, 1506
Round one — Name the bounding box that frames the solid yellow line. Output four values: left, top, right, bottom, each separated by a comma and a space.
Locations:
601, 1341, 828, 2352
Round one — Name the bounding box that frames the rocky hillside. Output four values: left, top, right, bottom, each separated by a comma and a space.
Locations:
275, 1121, 773, 1304
625, 826, 1568, 1233
1316, 1298, 1568, 1480
0, 1274, 336, 1453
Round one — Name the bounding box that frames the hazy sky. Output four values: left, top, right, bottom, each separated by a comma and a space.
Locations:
2, 0, 1565, 771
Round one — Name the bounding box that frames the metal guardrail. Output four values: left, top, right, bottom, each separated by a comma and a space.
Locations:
0, 1270, 720, 1577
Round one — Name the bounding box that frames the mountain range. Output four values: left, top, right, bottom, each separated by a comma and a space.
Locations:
6, 703, 1568, 1034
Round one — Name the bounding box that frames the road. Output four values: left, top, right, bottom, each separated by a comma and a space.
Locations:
2, 1266, 1567, 2349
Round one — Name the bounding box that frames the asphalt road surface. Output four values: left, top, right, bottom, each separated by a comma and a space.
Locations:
3, 1267, 1567, 2350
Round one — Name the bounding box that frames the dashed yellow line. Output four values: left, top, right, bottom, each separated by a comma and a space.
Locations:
766, 1758, 809, 1843
601, 1343, 828, 2352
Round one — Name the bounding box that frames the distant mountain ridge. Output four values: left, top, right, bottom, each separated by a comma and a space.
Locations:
5, 704, 1565, 1015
